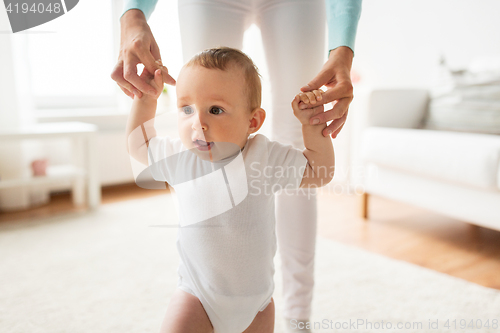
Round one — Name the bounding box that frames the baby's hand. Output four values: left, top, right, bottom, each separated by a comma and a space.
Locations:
297, 89, 323, 106
137, 61, 164, 100
292, 90, 325, 125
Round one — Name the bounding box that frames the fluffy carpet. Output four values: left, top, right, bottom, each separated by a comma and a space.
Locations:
1, 194, 499, 333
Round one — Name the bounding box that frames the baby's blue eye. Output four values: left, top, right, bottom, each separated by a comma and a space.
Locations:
210, 107, 224, 115
181, 106, 194, 115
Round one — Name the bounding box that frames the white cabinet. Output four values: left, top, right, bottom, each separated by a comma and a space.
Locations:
0, 122, 101, 210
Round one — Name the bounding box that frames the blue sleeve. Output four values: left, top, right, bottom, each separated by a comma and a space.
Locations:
326, 0, 362, 56
122, 0, 159, 20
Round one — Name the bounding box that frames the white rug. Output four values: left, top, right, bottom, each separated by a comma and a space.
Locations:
1, 194, 499, 333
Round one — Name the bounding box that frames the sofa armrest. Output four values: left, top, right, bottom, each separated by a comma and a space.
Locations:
368, 89, 429, 129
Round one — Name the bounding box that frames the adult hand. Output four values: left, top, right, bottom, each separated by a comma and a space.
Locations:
110, 9, 176, 99
300, 46, 354, 138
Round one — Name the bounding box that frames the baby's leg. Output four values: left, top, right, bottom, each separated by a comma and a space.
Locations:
243, 298, 275, 333
159, 288, 213, 333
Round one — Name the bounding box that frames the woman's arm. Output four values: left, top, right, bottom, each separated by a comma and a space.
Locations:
326, 0, 362, 56
299, 0, 362, 139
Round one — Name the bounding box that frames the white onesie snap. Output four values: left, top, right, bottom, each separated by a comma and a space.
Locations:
147, 133, 307, 333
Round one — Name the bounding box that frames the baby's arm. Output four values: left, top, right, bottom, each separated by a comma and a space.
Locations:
125, 66, 164, 166
292, 90, 335, 187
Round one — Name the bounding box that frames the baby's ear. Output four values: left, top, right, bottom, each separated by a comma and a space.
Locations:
248, 107, 266, 134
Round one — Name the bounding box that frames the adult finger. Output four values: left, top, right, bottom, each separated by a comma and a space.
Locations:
149, 39, 176, 86
331, 122, 345, 139
119, 85, 134, 99
150, 38, 162, 63
309, 103, 325, 117
123, 54, 157, 95
139, 67, 153, 79
139, 49, 176, 87
136, 45, 163, 84
110, 62, 142, 98
322, 111, 348, 137
300, 69, 332, 92
309, 97, 350, 125
161, 67, 177, 86
318, 82, 353, 106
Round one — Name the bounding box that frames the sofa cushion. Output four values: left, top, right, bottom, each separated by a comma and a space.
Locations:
426, 96, 500, 135
361, 127, 500, 190
426, 56, 500, 135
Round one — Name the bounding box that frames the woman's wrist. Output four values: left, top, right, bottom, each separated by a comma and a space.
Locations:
328, 46, 354, 70
121, 8, 147, 26
120, 9, 149, 40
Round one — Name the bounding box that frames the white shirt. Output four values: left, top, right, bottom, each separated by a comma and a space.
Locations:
147, 133, 307, 333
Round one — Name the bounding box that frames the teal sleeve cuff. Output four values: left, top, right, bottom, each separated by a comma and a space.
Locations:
122, 0, 159, 20
326, 0, 362, 56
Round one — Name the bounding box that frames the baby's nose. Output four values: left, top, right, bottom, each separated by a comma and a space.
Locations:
191, 114, 208, 131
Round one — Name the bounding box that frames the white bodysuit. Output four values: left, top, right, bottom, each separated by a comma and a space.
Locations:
147, 134, 307, 333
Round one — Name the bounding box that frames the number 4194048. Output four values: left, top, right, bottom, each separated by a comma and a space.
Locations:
444, 319, 498, 330
6, 2, 62, 14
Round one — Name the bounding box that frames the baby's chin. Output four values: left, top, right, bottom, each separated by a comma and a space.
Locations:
183, 140, 243, 162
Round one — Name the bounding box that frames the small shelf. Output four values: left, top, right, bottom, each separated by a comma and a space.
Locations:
0, 165, 86, 189
0, 121, 100, 209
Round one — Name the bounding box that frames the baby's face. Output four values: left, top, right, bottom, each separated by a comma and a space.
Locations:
176, 64, 255, 160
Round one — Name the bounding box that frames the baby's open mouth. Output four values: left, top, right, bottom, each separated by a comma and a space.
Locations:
193, 139, 214, 151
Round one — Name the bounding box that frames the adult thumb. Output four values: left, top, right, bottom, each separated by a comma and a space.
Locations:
300, 70, 330, 92
161, 68, 176, 86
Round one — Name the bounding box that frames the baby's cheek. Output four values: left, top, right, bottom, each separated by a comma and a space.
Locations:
178, 123, 192, 145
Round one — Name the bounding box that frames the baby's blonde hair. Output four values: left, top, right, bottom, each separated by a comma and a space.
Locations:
185, 47, 262, 112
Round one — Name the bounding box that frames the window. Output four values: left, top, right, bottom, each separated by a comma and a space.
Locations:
25, 0, 117, 111
22, 0, 271, 126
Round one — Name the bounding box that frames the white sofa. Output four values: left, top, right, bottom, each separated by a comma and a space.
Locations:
360, 89, 500, 232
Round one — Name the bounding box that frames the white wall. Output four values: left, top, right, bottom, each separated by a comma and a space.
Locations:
353, 0, 500, 88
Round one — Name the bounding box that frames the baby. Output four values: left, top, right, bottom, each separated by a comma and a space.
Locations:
126, 47, 334, 333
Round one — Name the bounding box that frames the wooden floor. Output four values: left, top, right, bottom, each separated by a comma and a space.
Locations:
1, 183, 499, 290
316, 190, 500, 290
